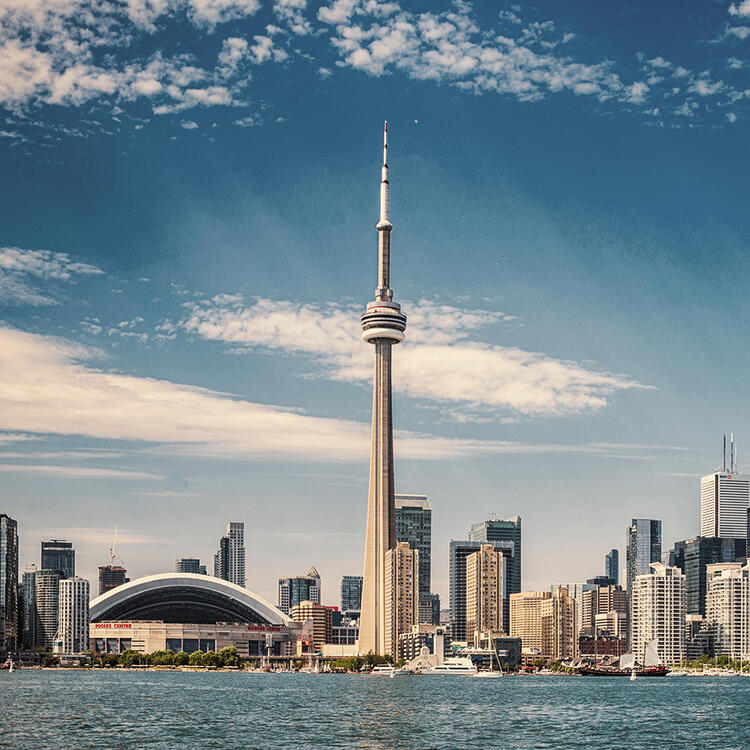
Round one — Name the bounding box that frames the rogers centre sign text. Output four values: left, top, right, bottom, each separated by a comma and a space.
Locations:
94, 623, 132, 629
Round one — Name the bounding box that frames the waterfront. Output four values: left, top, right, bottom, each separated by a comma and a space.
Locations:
2, 672, 749, 749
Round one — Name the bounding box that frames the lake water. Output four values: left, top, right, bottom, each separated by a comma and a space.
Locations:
1, 670, 748, 749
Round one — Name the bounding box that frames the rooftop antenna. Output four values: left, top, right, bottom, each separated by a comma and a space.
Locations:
723, 434, 727, 472
731, 433, 736, 473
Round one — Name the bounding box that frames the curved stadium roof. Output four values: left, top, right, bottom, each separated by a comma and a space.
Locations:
89, 572, 291, 626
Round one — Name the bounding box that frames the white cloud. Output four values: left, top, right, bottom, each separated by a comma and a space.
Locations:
0, 246, 103, 305
182, 296, 649, 418
729, 1, 750, 18
0, 464, 161, 479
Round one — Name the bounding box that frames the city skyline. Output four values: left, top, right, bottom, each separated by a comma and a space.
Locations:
4, 1, 750, 606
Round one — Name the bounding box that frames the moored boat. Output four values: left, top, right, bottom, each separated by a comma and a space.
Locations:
578, 640, 669, 677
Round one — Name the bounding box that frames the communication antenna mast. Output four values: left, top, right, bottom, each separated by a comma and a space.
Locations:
723, 434, 727, 472
731, 433, 736, 473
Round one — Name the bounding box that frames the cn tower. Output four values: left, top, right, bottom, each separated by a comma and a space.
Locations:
358, 122, 407, 655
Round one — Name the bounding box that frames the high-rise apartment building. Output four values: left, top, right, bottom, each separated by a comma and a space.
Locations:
706, 561, 750, 660
605, 549, 619, 585
671, 536, 746, 615
630, 563, 686, 665
384, 542, 419, 659
98, 565, 129, 596
57, 577, 90, 654
215, 522, 245, 588
41, 540, 75, 579
466, 544, 504, 645
21, 564, 37, 648
469, 516, 521, 599
278, 567, 321, 615
450, 540, 513, 641
340, 575, 363, 613
581, 584, 628, 630
35, 569, 62, 647
626, 519, 662, 593
0, 514, 18, 652
291, 600, 332, 651
509, 591, 549, 656
175, 558, 207, 575
510, 588, 577, 661
701, 471, 750, 540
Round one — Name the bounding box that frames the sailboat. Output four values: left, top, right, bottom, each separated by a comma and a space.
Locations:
474, 643, 503, 678
579, 640, 669, 677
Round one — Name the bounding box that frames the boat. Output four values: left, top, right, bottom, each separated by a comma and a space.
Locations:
474, 645, 504, 677
578, 641, 670, 677
1, 659, 13, 671
423, 657, 477, 675
371, 665, 398, 676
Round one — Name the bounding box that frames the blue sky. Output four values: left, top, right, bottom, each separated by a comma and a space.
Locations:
1, 0, 749, 605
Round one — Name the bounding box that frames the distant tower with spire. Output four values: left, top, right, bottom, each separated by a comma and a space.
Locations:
358, 122, 407, 655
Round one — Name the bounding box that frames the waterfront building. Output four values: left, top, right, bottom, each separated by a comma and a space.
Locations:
419, 592, 440, 626
0, 514, 18, 652
450, 540, 513, 641
398, 624, 450, 662
626, 519, 662, 594
90, 573, 301, 657
631, 563, 686, 665
175, 558, 207, 575
578, 630, 627, 658
671, 536, 746, 615
291, 600, 331, 651
466, 544, 504, 645
706, 561, 750, 660
552, 582, 595, 633
215, 522, 245, 588
359, 123, 408, 656
35, 569, 62, 647
330, 618, 359, 646
509, 591, 549, 656
686, 614, 711, 660
605, 549, 619, 585
278, 567, 321, 615
510, 588, 577, 661
340, 575, 363, 613
41, 540, 75, 579
701, 468, 750, 541
21, 564, 37, 648
384, 541, 419, 659
57, 577, 89, 654
98, 565, 129, 596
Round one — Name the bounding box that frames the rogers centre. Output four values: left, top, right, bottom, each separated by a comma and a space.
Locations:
89, 572, 304, 657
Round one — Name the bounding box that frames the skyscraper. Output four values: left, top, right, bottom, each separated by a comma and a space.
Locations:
450, 540, 513, 641
466, 544, 504, 645
359, 123, 408, 656
41, 540, 75, 579
215, 522, 245, 588
0, 514, 18, 652
278, 567, 321, 615
701, 471, 750, 540
21, 564, 37, 648
671, 536, 746, 615
35, 569, 62, 647
509, 591, 549, 659
175, 558, 207, 575
626, 519, 662, 593
57, 577, 90, 654
706, 561, 750, 660
605, 549, 619, 585
384, 541, 419, 659
98, 565, 129, 596
395, 495, 431, 598
630, 563, 686, 666
469, 516, 521, 597
340, 575, 363, 613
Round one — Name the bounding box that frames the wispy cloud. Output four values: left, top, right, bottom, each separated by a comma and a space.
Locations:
183, 295, 650, 418
25, 526, 170, 545
0, 464, 161, 479
0, 246, 103, 305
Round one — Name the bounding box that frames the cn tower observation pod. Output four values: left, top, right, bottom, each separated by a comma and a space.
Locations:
89, 572, 291, 626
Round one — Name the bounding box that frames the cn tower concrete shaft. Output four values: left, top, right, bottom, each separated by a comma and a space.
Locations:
358, 122, 407, 656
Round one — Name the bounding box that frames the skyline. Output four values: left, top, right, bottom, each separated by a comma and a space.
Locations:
3, 0, 750, 605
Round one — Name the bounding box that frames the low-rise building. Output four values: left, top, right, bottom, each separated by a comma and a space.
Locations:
398, 624, 450, 662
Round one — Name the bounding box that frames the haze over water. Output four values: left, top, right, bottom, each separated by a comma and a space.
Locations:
2, 671, 748, 749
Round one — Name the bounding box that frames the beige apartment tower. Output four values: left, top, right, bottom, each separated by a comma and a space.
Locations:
466, 544, 504, 645
510, 588, 578, 661
358, 123, 408, 655
384, 541, 419, 659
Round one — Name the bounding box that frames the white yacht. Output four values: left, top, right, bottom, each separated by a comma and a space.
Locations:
371, 665, 399, 676
423, 657, 477, 676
